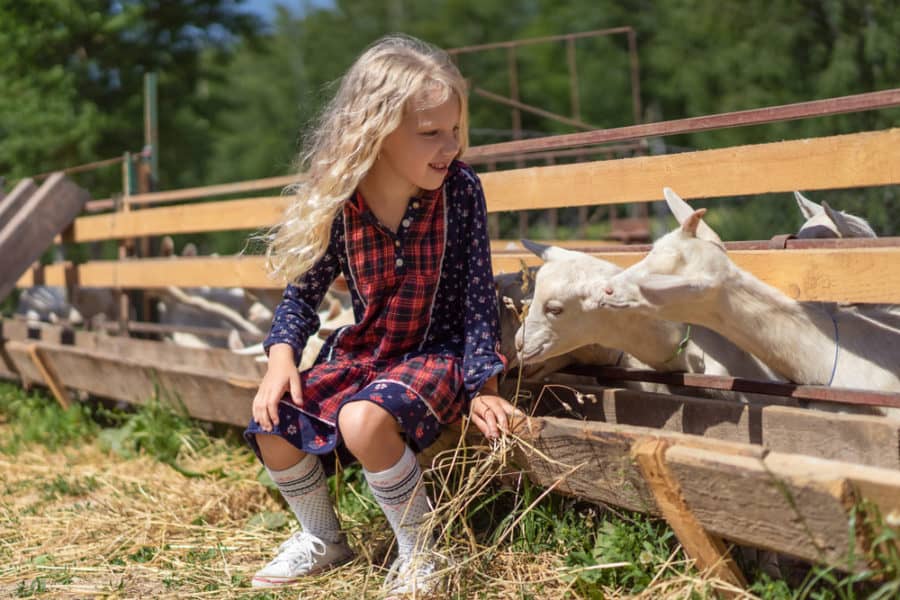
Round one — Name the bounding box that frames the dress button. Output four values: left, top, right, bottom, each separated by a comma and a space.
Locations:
412, 201, 420, 209
394, 240, 401, 247
401, 218, 411, 228
396, 258, 404, 267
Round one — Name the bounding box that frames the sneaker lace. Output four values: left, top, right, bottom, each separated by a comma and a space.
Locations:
273, 531, 327, 569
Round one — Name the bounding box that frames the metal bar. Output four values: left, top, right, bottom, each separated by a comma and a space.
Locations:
472, 87, 596, 131
447, 27, 633, 54
563, 365, 900, 410
464, 141, 643, 165
144, 72, 159, 186
627, 28, 642, 124
464, 88, 900, 160
566, 36, 581, 121
31, 155, 128, 180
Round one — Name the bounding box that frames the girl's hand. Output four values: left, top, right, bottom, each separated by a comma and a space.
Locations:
470, 392, 522, 440
252, 344, 303, 432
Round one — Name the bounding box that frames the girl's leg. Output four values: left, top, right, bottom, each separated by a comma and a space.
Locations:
255, 434, 342, 544
338, 401, 434, 558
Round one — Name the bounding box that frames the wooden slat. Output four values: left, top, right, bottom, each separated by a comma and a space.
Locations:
0, 318, 266, 379
513, 416, 765, 514
22, 343, 72, 408
24, 246, 894, 302
54, 129, 899, 243
70, 196, 288, 242
0, 178, 38, 229
2, 340, 257, 427
667, 446, 900, 568
509, 380, 900, 469
494, 247, 900, 303
633, 439, 747, 588
479, 129, 900, 211
515, 416, 900, 569
0, 174, 89, 300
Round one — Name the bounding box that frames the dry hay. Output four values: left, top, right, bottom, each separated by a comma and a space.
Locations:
0, 418, 746, 599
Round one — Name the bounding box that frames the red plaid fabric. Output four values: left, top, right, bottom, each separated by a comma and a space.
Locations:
297, 185, 466, 426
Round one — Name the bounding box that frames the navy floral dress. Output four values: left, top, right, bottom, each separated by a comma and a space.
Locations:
245, 161, 506, 474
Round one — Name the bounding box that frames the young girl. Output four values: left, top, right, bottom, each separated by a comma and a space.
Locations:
246, 34, 519, 595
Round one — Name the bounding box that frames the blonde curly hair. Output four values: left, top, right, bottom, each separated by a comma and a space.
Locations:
264, 34, 469, 283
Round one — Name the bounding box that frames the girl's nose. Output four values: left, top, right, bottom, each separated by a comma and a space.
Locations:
442, 133, 459, 157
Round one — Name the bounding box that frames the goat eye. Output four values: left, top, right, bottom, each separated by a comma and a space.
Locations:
544, 303, 563, 316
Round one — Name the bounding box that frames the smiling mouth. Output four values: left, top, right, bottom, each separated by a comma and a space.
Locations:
428, 162, 448, 171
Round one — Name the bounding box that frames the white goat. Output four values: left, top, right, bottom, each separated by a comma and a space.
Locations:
794, 191, 877, 239
495, 268, 631, 378
599, 188, 900, 409
514, 241, 779, 384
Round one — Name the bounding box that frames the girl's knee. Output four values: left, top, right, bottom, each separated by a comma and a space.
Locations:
338, 401, 397, 448
256, 433, 305, 470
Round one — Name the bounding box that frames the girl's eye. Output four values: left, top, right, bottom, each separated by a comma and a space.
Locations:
421, 130, 438, 137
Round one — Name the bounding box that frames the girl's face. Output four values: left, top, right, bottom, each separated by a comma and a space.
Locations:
377, 90, 461, 193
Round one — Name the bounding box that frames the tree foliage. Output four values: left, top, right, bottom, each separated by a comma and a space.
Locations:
2, 0, 898, 238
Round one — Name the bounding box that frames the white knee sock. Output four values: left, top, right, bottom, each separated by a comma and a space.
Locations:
364, 445, 434, 558
267, 453, 342, 544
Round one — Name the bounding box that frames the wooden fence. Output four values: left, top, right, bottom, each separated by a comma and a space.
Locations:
4, 91, 900, 588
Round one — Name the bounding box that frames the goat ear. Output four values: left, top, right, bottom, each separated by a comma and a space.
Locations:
663, 187, 694, 224
638, 274, 713, 305
521, 238, 583, 263
521, 238, 551, 259
664, 188, 724, 247
821, 201, 853, 238
795, 191, 823, 219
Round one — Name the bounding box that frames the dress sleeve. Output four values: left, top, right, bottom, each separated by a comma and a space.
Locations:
263, 216, 343, 366
459, 166, 508, 398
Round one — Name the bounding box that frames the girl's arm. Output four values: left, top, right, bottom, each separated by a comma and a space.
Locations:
458, 167, 511, 415
264, 218, 343, 365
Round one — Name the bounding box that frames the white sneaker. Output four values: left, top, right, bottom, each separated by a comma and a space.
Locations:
382, 552, 442, 598
251, 531, 352, 588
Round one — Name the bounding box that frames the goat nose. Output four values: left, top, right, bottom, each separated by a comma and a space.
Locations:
604, 287, 613, 295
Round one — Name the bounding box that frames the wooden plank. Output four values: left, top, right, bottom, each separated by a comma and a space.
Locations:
0, 173, 89, 301
633, 439, 747, 589
479, 129, 900, 211
69, 196, 288, 242
509, 381, 900, 469
512, 416, 765, 514
667, 446, 900, 568
0, 178, 38, 229
3, 340, 255, 427
23, 344, 72, 409
494, 247, 900, 304
17, 245, 900, 303
0, 318, 266, 379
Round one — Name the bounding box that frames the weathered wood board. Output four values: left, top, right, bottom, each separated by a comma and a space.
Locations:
515, 416, 900, 570
3, 340, 256, 427
505, 379, 900, 469
0, 178, 38, 230
0, 173, 88, 301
